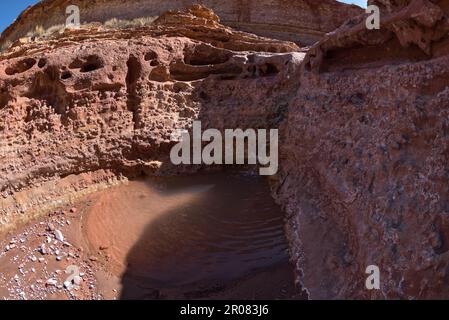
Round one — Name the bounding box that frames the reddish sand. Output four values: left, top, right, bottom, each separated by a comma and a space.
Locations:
0, 174, 304, 300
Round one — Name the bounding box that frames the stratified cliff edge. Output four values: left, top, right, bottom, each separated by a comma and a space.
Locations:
275, 0, 449, 299
0, 0, 361, 47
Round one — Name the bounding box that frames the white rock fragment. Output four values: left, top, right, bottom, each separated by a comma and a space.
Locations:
73, 276, 82, 286
46, 278, 57, 286
63, 281, 72, 289
54, 230, 64, 242
38, 244, 47, 255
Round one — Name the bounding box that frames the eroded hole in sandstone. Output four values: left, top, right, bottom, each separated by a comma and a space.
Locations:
5, 58, 36, 76
84, 173, 298, 299
126, 55, 143, 126
149, 66, 170, 82
69, 55, 104, 73
26, 67, 70, 117
60, 71, 72, 80
144, 51, 158, 61
0, 89, 12, 109
170, 62, 242, 81
37, 58, 47, 68
184, 44, 231, 66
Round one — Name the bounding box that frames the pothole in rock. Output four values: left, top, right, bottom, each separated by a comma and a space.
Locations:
83, 172, 300, 299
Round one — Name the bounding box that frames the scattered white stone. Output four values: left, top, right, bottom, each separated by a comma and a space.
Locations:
56, 256, 62, 261
73, 276, 82, 286
38, 244, 47, 255
54, 230, 64, 242
46, 278, 57, 286
63, 281, 72, 289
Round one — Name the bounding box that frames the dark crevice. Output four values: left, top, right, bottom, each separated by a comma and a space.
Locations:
125, 55, 143, 129
5, 58, 36, 76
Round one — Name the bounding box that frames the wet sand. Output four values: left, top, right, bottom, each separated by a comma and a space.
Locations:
0, 173, 303, 300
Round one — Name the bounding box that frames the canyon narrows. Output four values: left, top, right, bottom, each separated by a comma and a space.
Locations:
2, 0, 449, 301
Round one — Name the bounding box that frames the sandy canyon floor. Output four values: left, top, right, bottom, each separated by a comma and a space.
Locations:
0, 173, 304, 300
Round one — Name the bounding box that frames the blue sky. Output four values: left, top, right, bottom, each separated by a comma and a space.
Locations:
340, 0, 367, 7
0, 0, 367, 34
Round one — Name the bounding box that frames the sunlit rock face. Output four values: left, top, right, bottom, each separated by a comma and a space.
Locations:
0, 5, 304, 231
0, 0, 362, 47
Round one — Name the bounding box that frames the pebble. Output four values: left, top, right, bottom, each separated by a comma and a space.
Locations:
54, 230, 64, 242
63, 281, 72, 289
38, 244, 47, 255
73, 276, 82, 286
46, 279, 57, 286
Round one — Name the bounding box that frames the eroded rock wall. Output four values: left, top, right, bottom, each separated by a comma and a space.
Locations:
275, 0, 449, 299
0, 6, 303, 232
0, 0, 362, 47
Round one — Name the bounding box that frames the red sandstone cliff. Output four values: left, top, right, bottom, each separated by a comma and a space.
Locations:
0, 0, 362, 47
4, 0, 449, 301
275, 0, 449, 299
0, 5, 303, 231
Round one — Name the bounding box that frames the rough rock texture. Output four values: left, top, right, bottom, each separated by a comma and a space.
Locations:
0, 5, 303, 232
275, 0, 449, 299
0, 0, 362, 47
7, 0, 449, 301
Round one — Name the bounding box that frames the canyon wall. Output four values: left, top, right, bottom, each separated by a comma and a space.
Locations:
4, 0, 449, 300
0, 0, 361, 47
275, 0, 449, 299
0, 6, 303, 232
